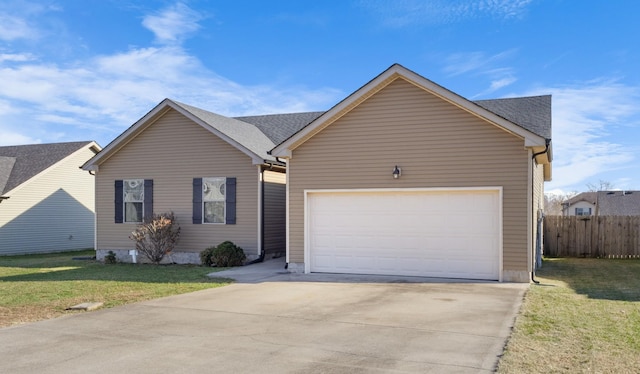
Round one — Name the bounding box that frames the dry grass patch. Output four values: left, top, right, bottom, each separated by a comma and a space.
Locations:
498, 258, 640, 373
0, 250, 230, 328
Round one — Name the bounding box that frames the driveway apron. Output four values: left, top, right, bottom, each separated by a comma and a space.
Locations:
0, 261, 527, 373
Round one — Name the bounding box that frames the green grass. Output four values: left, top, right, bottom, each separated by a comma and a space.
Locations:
498, 258, 640, 373
0, 250, 231, 327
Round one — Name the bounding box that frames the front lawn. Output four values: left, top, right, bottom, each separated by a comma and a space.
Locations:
498, 258, 640, 373
0, 250, 230, 328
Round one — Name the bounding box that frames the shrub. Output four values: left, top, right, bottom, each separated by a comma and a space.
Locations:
104, 250, 117, 264
129, 212, 181, 264
200, 241, 246, 267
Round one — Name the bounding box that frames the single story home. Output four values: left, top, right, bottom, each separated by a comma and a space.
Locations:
84, 64, 552, 282
0, 141, 101, 255
562, 192, 597, 216
563, 190, 640, 216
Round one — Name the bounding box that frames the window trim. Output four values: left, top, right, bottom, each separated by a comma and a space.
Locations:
115, 179, 153, 224
575, 207, 592, 216
202, 177, 227, 224
124, 178, 144, 223
192, 177, 236, 225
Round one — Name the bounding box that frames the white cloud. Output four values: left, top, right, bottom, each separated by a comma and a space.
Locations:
359, 0, 533, 27
0, 53, 35, 62
526, 80, 640, 191
0, 13, 36, 41
0, 125, 40, 146
442, 51, 518, 95
0, 1, 342, 147
142, 3, 203, 45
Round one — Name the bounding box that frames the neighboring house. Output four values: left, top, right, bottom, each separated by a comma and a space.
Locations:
562, 192, 597, 216
0, 141, 101, 255
564, 191, 640, 216
271, 64, 552, 282
81, 100, 311, 263
84, 64, 552, 282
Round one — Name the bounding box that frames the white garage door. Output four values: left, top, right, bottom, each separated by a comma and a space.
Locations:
307, 189, 500, 280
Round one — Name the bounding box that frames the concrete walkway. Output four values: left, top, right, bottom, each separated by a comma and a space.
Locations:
0, 259, 528, 373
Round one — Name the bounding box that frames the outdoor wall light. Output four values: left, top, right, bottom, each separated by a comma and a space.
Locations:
392, 165, 402, 179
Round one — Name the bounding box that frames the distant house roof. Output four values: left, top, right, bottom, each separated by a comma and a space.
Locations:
564, 192, 598, 206
0, 141, 97, 195
597, 191, 640, 215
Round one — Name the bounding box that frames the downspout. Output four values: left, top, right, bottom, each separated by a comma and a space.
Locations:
530, 139, 550, 284
248, 167, 266, 264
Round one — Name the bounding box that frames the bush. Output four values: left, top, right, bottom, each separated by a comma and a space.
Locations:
200, 241, 246, 267
129, 212, 181, 264
104, 251, 117, 264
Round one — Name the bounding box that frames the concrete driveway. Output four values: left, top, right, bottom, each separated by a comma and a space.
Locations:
0, 259, 527, 373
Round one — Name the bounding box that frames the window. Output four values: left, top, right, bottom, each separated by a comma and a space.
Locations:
124, 179, 144, 222
192, 177, 236, 225
115, 179, 153, 224
575, 207, 592, 216
203, 177, 226, 223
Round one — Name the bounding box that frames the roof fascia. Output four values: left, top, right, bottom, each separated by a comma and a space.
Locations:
271, 64, 547, 158
83, 99, 265, 171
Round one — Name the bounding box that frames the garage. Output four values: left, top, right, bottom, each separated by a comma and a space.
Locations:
306, 189, 501, 280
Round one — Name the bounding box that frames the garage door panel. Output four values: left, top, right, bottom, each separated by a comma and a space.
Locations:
308, 190, 500, 280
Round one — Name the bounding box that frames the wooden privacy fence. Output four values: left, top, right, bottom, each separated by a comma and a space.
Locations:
544, 215, 640, 258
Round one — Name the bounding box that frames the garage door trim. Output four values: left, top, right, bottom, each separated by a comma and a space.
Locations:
304, 187, 503, 280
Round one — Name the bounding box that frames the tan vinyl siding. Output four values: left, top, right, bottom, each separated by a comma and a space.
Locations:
95, 108, 259, 255
263, 170, 286, 255
0, 146, 96, 255
288, 78, 530, 272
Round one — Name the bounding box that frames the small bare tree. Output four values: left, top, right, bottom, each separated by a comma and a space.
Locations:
544, 191, 578, 215
586, 179, 615, 192
129, 212, 181, 264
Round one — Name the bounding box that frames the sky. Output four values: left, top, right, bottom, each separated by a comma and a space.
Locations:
1, 0, 639, 194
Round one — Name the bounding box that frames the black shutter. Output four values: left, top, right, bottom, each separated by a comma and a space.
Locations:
144, 179, 153, 221
226, 177, 236, 224
192, 178, 203, 224
114, 180, 123, 223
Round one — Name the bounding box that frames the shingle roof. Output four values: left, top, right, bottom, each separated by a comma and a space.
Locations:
0, 141, 93, 195
232, 96, 552, 149
474, 95, 552, 139
597, 191, 640, 215
235, 112, 325, 144
0, 156, 16, 194
565, 192, 598, 205
172, 100, 278, 162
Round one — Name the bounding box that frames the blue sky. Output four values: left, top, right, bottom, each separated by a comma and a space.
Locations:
1, 0, 639, 194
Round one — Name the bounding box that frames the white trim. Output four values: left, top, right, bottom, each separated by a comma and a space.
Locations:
202, 177, 227, 224
271, 64, 546, 158
303, 186, 504, 281
285, 159, 291, 264
257, 166, 263, 256
527, 149, 533, 274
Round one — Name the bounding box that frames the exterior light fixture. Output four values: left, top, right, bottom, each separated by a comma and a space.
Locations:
392, 165, 401, 179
